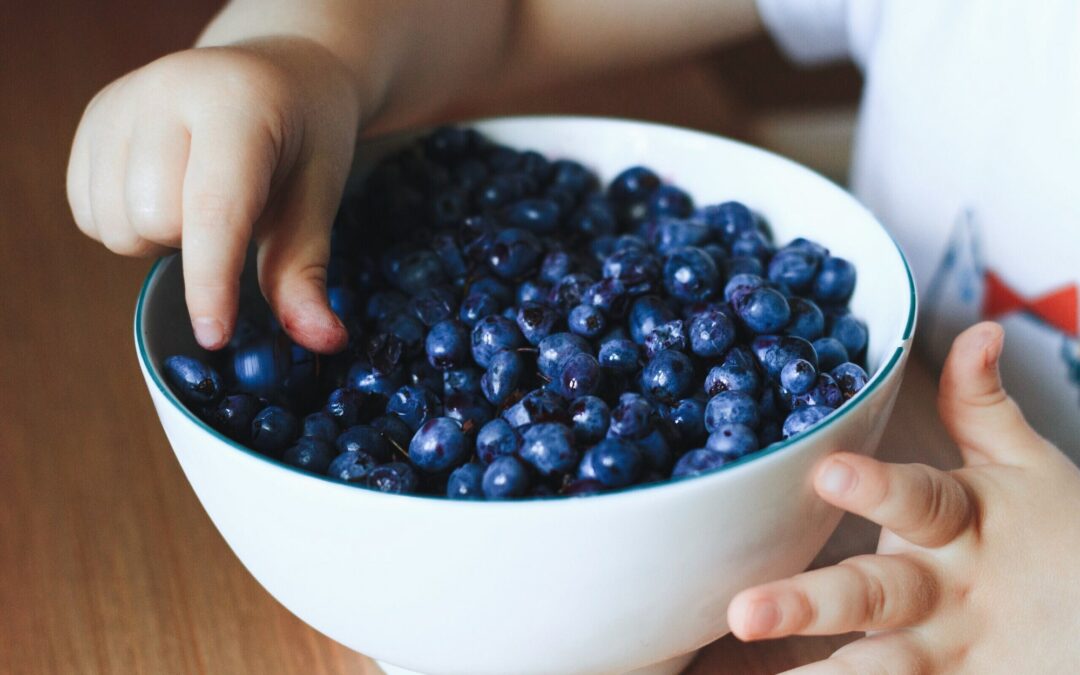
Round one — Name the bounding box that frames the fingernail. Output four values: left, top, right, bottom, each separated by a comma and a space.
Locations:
819, 459, 857, 495
746, 600, 780, 636
193, 317, 226, 349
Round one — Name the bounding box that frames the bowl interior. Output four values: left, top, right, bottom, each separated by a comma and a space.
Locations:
138, 116, 915, 491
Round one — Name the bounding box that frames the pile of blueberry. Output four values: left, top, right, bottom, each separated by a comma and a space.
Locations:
162, 126, 871, 500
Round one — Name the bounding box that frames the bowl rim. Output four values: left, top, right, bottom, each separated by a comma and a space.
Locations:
134, 114, 917, 507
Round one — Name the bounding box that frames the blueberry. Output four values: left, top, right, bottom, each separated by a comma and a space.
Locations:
569, 194, 617, 236
480, 349, 523, 405
459, 292, 501, 327
519, 423, 578, 476
730, 230, 773, 261
336, 424, 392, 462
561, 479, 605, 497
672, 448, 730, 478
551, 159, 596, 195
735, 287, 791, 334
409, 417, 469, 472
647, 185, 694, 218
813, 337, 850, 372
705, 361, 761, 397
366, 462, 419, 494
539, 250, 573, 284
584, 278, 629, 318
641, 349, 694, 404
504, 198, 560, 234
164, 355, 224, 406
430, 233, 469, 281
537, 332, 589, 379
327, 450, 377, 483
723, 273, 766, 305
409, 286, 458, 327
608, 396, 655, 440
365, 290, 409, 323
476, 418, 520, 464
831, 362, 870, 400
516, 302, 560, 345
379, 313, 426, 356
705, 391, 759, 432
598, 337, 641, 373
663, 247, 719, 303
469, 275, 515, 305
628, 295, 676, 344
324, 387, 366, 427
781, 405, 835, 439
207, 394, 259, 442
665, 398, 707, 446
327, 285, 357, 321
470, 315, 525, 368
780, 359, 817, 395
568, 304, 606, 338
502, 388, 568, 428
444, 367, 483, 397
556, 351, 603, 399
548, 273, 595, 311
568, 396, 610, 445
603, 248, 661, 295
723, 256, 765, 278
787, 373, 844, 410
705, 423, 759, 459
786, 297, 826, 341
829, 314, 869, 360
386, 384, 439, 431
475, 174, 523, 210
302, 411, 339, 443
424, 126, 470, 161
442, 390, 494, 432
393, 250, 447, 295
688, 309, 736, 358
347, 356, 405, 397
425, 319, 470, 370
768, 248, 821, 293
281, 437, 335, 474
643, 319, 687, 359
608, 166, 661, 204
488, 227, 543, 279
250, 406, 297, 456
637, 429, 673, 473
653, 218, 710, 254
516, 279, 550, 305
482, 456, 531, 499
584, 439, 644, 488
370, 414, 412, 454
813, 257, 856, 305
447, 463, 486, 499
751, 335, 817, 381
700, 201, 755, 243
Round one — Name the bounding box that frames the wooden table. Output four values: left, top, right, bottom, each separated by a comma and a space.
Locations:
0, 3, 958, 673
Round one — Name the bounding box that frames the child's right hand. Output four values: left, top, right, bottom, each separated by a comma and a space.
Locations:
67, 39, 362, 353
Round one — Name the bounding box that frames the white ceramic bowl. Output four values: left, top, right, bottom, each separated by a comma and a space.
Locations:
136, 117, 916, 675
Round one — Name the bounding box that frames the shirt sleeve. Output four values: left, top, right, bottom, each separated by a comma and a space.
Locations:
755, 0, 883, 68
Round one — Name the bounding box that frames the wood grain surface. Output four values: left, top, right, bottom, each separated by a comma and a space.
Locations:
0, 3, 957, 673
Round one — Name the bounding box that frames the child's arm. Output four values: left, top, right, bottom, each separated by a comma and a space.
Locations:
728, 322, 1080, 673
68, 0, 760, 352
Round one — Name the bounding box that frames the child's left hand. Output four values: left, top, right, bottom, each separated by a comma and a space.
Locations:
728, 322, 1080, 673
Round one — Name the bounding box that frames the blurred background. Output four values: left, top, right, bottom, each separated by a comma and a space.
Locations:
1, 1, 862, 673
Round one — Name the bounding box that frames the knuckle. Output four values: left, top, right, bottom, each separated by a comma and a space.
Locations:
101, 229, 149, 256
128, 202, 180, 240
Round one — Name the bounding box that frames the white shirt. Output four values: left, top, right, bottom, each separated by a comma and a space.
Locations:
757, 0, 1080, 457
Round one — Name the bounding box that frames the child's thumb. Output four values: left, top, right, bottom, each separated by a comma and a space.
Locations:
255, 159, 349, 355
937, 322, 1051, 466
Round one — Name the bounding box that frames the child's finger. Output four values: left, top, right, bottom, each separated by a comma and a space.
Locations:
255, 155, 348, 355
124, 116, 189, 248
88, 126, 167, 258
938, 321, 1053, 466
181, 114, 275, 350
67, 112, 97, 241
728, 554, 937, 640
814, 453, 973, 548
779, 630, 930, 675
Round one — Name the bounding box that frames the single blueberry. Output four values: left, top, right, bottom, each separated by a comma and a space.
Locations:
503, 198, 560, 234
663, 247, 720, 303
516, 279, 550, 306
700, 201, 755, 243
643, 319, 687, 359
813, 337, 850, 372
723, 255, 765, 278
519, 423, 578, 476
430, 233, 469, 281
647, 185, 694, 218
813, 257, 857, 305
730, 230, 774, 261
705, 423, 759, 459
704, 361, 761, 397
636, 429, 673, 473
476, 418, 520, 464
628, 295, 676, 344
556, 352, 603, 400
585, 438, 644, 488
665, 398, 707, 447
347, 358, 405, 398
781, 405, 835, 439
250, 405, 298, 456
767, 248, 821, 293
480, 349, 524, 406
751, 335, 818, 381
608, 396, 655, 440
324, 387, 366, 428
831, 362, 870, 400
162, 352, 223, 406
482, 455, 531, 499
723, 273, 766, 305
487, 227, 543, 279
787, 373, 844, 410
568, 304, 607, 339
652, 218, 710, 254
786, 297, 826, 341
641, 349, 695, 404
735, 287, 792, 334
442, 390, 494, 432
281, 437, 335, 474
447, 463, 486, 499
569, 193, 617, 236
470, 315, 525, 368
705, 391, 760, 432
584, 278, 629, 318
327, 286, 357, 321
365, 290, 409, 323
780, 358, 817, 395
229, 338, 288, 398
444, 367, 483, 397
598, 337, 641, 373
393, 249, 447, 295
516, 301, 560, 345
550, 159, 597, 195
425, 319, 470, 370
386, 384, 439, 431
537, 332, 590, 379
459, 292, 502, 327
502, 388, 569, 428
539, 250, 573, 284
568, 396, 611, 446
602, 248, 661, 295
302, 411, 339, 443
366, 462, 419, 494
688, 308, 736, 358
608, 166, 661, 204
207, 394, 259, 442
370, 414, 412, 455
672, 448, 731, 478
468, 275, 515, 305
336, 424, 392, 462
409, 417, 469, 472
408, 286, 458, 327
548, 273, 595, 311
327, 450, 377, 483
829, 314, 869, 360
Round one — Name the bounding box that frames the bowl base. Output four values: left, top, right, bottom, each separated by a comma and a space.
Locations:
375, 649, 698, 675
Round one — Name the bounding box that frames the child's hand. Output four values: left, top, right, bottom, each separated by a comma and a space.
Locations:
67, 39, 361, 353
728, 322, 1080, 673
